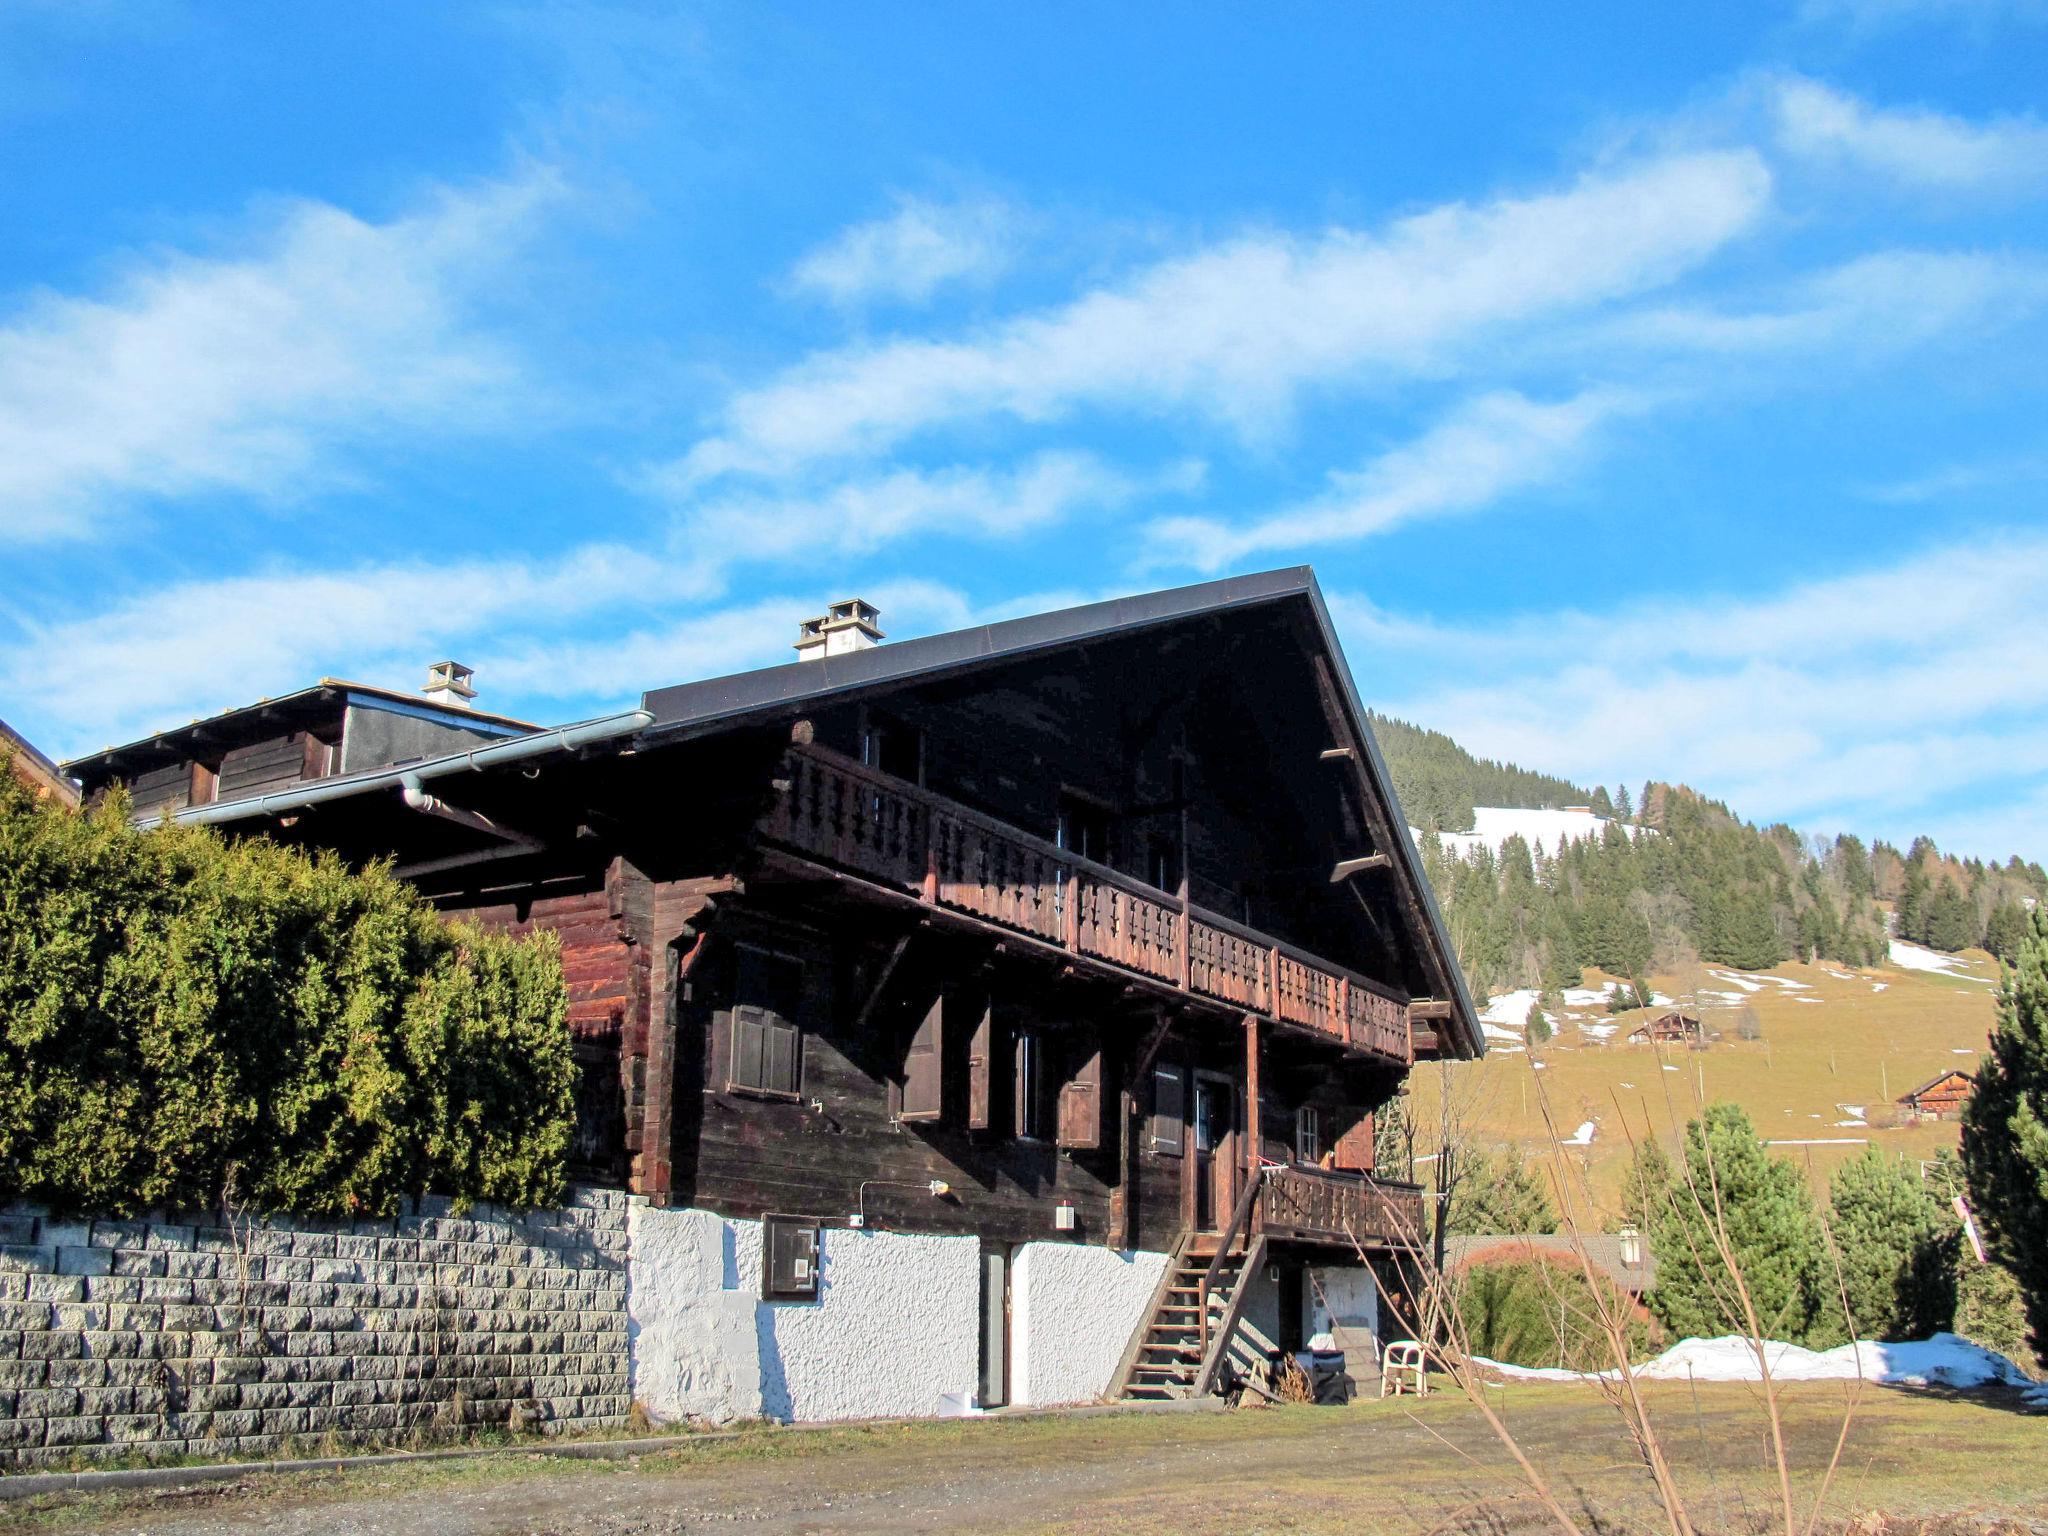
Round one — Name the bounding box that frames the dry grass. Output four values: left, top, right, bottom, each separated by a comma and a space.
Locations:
5, 1386, 2043, 1535
1411, 955, 2000, 1213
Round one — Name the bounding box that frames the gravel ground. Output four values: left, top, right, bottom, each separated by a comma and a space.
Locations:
12, 1385, 2048, 1536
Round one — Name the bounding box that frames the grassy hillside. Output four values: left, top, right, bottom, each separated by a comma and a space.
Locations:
1406, 946, 2002, 1216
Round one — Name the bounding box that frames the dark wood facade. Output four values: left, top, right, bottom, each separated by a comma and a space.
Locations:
1898, 1069, 1975, 1123
76, 571, 1479, 1260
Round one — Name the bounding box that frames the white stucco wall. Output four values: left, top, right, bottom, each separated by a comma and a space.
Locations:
1010, 1241, 1170, 1406
628, 1205, 980, 1425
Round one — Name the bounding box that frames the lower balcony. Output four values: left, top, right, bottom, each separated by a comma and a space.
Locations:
1257, 1163, 1425, 1250
757, 741, 1415, 1065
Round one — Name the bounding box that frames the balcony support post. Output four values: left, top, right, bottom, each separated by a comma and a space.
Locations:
1245, 1013, 1262, 1233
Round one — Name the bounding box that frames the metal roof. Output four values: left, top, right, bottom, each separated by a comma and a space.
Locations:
63, 678, 537, 778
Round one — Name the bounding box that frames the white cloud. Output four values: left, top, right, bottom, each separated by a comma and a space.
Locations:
1773, 76, 2048, 193
0, 168, 559, 543
788, 193, 1021, 307
1601, 248, 2048, 358
1142, 389, 1629, 571
1, 542, 676, 751
674, 150, 1770, 483
1340, 532, 2048, 854
653, 449, 1200, 569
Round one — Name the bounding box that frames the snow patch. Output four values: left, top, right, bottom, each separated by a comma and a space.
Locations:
1476, 1333, 2036, 1392
1888, 940, 1993, 983
1708, 970, 1764, 993
1434, 806, 1644, 861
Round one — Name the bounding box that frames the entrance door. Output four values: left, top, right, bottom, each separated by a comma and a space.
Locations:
1191, 1072, 1239, 1230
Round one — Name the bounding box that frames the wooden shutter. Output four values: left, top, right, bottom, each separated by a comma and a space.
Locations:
1333, 1108, 1375, 1173
900, 996, 945, 1122
731, 945, 804, 1099
1147, 1063, 1186, 1156
764, 1014, 801, 1098
1057, 1043, 1103, 1150
967, 1004, 992, 1130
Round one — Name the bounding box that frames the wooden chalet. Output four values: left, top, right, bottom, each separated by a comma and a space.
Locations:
1897, 1069, 1975, 1123
1629, 1011, 1704, 1046
2, 715, 78, 807
68, 569, 1482, 1409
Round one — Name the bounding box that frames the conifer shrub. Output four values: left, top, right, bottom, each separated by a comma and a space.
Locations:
0, 769, 572, 1218
1455, 1249, 1660, 1371
1961, 904, 2048, 1366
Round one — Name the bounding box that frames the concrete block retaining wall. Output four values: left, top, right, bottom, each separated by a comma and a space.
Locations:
0, 1187, 631, 1468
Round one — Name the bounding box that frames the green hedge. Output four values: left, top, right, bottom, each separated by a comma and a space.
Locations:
1457, 1252, 1661, 1371
0, 764, 574, 1218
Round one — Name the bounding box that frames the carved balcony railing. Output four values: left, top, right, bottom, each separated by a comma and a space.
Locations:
758, 742, 1413, 1065
1257, 1164, 1426, 1249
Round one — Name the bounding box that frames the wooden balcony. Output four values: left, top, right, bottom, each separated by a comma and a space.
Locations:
757, 741, 1413, 1065
1257, 1164, 1425, 1250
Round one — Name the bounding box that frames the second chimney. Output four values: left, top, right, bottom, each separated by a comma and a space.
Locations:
423, 660, 477, 708
794, 600, 884, 662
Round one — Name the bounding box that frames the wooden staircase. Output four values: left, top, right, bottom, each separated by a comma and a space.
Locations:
1114, 1170, 1268, 1402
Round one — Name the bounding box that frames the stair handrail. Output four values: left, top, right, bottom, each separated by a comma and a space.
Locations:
1195, 1163, 1266, 1357
1110, 1230, 1200, 1399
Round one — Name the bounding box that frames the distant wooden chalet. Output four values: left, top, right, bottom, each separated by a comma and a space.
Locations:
69, 569, 1481, 1409
1897, 1069, 1975, 1123
1629, 1011, 1703, 1046
1445, 1232, 1657, 1301
2, 716, 78, 807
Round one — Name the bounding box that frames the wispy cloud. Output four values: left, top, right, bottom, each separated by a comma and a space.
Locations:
1341, 531, 2048, 854
788, 193, 1023, 307
1141, 389, 1630, 571
0, 167, 560, 544
671, 150, 1770, 484
1773, 75, 2048, 193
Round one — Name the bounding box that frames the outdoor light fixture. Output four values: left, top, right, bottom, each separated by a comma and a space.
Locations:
1053, 1200, 1077, 1232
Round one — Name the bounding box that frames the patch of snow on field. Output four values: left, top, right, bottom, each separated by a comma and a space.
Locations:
1481, 990, 1538, 1037
1651, 991, 1676, 1006
1580, 1022, 1618, 1040
1562, 983, 1617, 1007
1663, 1064, 1680, 1072
1559, 1121, 1596, 1146
1701, 989, 1747, 1004
1791, 996, 1824, 1005
1434, 807, 1643, 860
1708, 970, 1764, 993
1477, 1333, 2035, 1391
1872, 983, 1888, 992
1953, 1047, 1977, 1055
1888, 940, 1994, 983
1767, 976, 1813, 991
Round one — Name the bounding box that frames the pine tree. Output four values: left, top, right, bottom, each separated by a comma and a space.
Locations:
1985, 901, 2029, 964
1590, 785, 1614, 818
1615, 783, 1633, 822
1827, 1149, 1942, 1342
1925, 881, 1977, 953
1960, 906, 2048, 1366
1527, 1007, 1553, 1045
1443, 1144, 1559, 1235
1641, 1104, 1832, 1346
1896, 866, 1930, 945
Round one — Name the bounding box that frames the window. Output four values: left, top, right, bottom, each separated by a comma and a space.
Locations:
1055, 793, 1114, 864
1014, 1028, 1050, 1141
1147, 835, 1180, 895
728, 945, 804, 1099
762, 1216, 819, 1302
860, 711, 922, 781
1148, 1063, 1186, 1156
1295, 1105, 1322, 1166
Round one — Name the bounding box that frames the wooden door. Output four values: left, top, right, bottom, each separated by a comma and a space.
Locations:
1191, 1071, 1239, 1230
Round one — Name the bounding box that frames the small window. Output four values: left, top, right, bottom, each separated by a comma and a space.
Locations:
1014, 1029, 1050, 1141
728, 945, 804, 1099
762, 1215, 819, 1302
1148, 835, 1180, 895
1055, 793, 1114, 865
1295, 1105, 1322, 1166
860, 712, 922, 782
1148, 1063, 1186, 1156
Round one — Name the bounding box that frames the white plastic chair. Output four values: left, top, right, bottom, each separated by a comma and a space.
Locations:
1381, 1340, 1428, 1398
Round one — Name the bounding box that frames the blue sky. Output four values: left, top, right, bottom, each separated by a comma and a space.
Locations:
3, 2, 2046, 859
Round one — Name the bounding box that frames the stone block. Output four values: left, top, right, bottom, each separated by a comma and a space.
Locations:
0, 1245, 54, 1276
78, 1384, 138, 1416
210, 1355, 267, 1385
139, 1276, 194, 1304
17, 1385, 81, 1416
145, 1222, 196, 1250
81, 1330, 143, 1360
50, 1303, 107, 1332
24, 1273, 85, 1303
85, 1275, 144, 1305
160, 1303, 213, 1331
208, 1408, 260, 1438
283, 1331, 336, 1359
111, 1249, 165, 1278
23, 1327, 85, 1361
103, 1412, 162, 1443
0, 1415, 42, 1449
46, 1356, 109, 1388
295, 1354, 352, 1383
0, 1301, 48, 1332
61, 1245, 118, 1277
88, 1219, 149, 1251
285, 1379, 332, 1409
164, 1251, 219, 1281
288, 1230, 337, 1259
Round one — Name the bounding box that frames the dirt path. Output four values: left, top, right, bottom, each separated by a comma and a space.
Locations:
12, 1387, 2048, 1536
